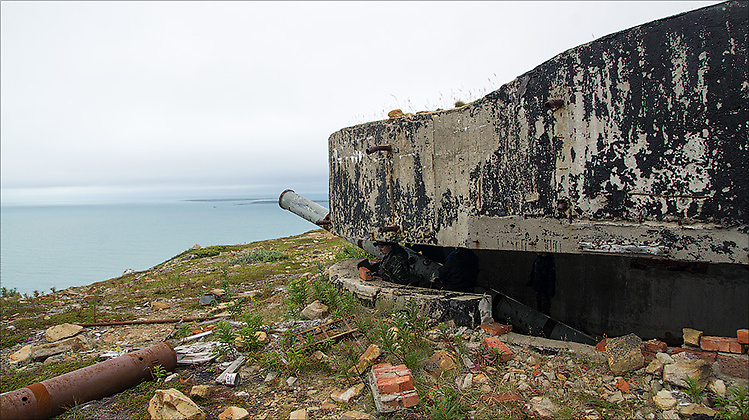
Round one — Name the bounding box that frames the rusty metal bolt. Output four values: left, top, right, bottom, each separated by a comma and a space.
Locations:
366, 145, 393, 155
544, 99, 564, 110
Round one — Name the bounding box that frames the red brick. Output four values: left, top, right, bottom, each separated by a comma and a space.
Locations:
378, 375, 413, 394
595, 338, 608, 352
479, 322, 513, 336
643, 339, 668, 354
482, 337, 514, 362
701, 336, 739, 353
615, 377, 630, 393
669, 347, 718, 363
737, 329, 749, 345
642, 350, 656, 363
399, 390, 420, 407
716, 353, 749, 379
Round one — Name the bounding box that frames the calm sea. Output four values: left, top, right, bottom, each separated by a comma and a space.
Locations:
0, 197, 327, 295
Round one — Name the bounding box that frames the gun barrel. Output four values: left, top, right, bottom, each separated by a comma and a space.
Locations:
278, 189, 331, 230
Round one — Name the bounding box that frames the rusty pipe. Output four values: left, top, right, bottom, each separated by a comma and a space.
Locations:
0, 342, 176, 420
365, 145, 392, 154
76, 314, 227, 327
543, 99, 564, 110
278, 189, 331, 231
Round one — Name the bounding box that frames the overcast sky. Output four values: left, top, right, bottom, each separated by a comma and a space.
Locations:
1, 1, 720, 205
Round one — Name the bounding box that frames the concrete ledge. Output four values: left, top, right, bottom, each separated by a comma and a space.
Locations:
329, 258, 492, 328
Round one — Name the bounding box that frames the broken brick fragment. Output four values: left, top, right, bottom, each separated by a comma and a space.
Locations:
479, 322, 512, 336
595, 338, 608, 352
736, 329, 748, 345
643, 339, 667, 354
481, 337, 514, 362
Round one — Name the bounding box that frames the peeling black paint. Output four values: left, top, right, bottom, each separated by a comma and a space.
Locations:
329, 1, 748, 264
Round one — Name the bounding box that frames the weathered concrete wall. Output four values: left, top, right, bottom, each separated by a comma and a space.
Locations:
329, 1, 748, 264
474, 249, 749, 340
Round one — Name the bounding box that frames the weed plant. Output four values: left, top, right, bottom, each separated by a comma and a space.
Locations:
212, 321, 238, 359
425, 382, 466, 420
716, 386, 749, 420
334, 243, 373, 261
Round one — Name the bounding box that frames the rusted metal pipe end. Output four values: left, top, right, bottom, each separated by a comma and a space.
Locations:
0, 342, 176, 420
366, 145, 393, 155
315, 214, 332, 230
544, 99, 564, 110
278, 189, 295, 208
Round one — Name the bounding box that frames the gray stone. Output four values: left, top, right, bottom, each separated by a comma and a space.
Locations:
663, 359, 711, 388
289, 408, 308, 420
605, 333, 644, 375
300, 300, 329, 320
455, 373, 473, 390
656, 352, 675, 364
148, 388, 205, 420
9, 345, 33, 365
653, 390, 677, 410
32, 344, 73, 361
218, 406, 249, 420
529, 396, 557, 419
708, 379, 726, 398
341, 411, 377, 420
331, 383, 365, 403
189, 385, 211, 399
45, 323, 83, 342
683, 328, 703, 347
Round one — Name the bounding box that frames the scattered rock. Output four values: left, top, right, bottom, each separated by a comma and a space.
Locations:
653, 390, 677, 410
234, 391, 249, 399
348, 344, 380, 376
423, 351, 457, 378
300, 300, 329, 320
152, 301, 171, 311
286, 376, 298, 387
708, 379, 726, 398
148, 388, 205, 420
218, 406, 250, 420
607, 390, 624, 404
164, 373, 180, 384
683, 328, 703, 347
331, 383, 365, 403
289, 408, 308, 419
254, 331, 269, 344
528, 396, 558, 419
455, 373, 473, 390
678, 404, 717, 417
9, 345, 33, 365
190, 385, 211, 399
663, 359, 711, 388
645, 359, 664, 376
388, 109, 406, 118
656, 352, 675, 364
311, 350, 329, 361
32, 344, 73, 362
264, 372, 278, 383
605, 333, 644, 375
199, 295, 216, 306
45, 323, 83, 342
341, 411, 376, 420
